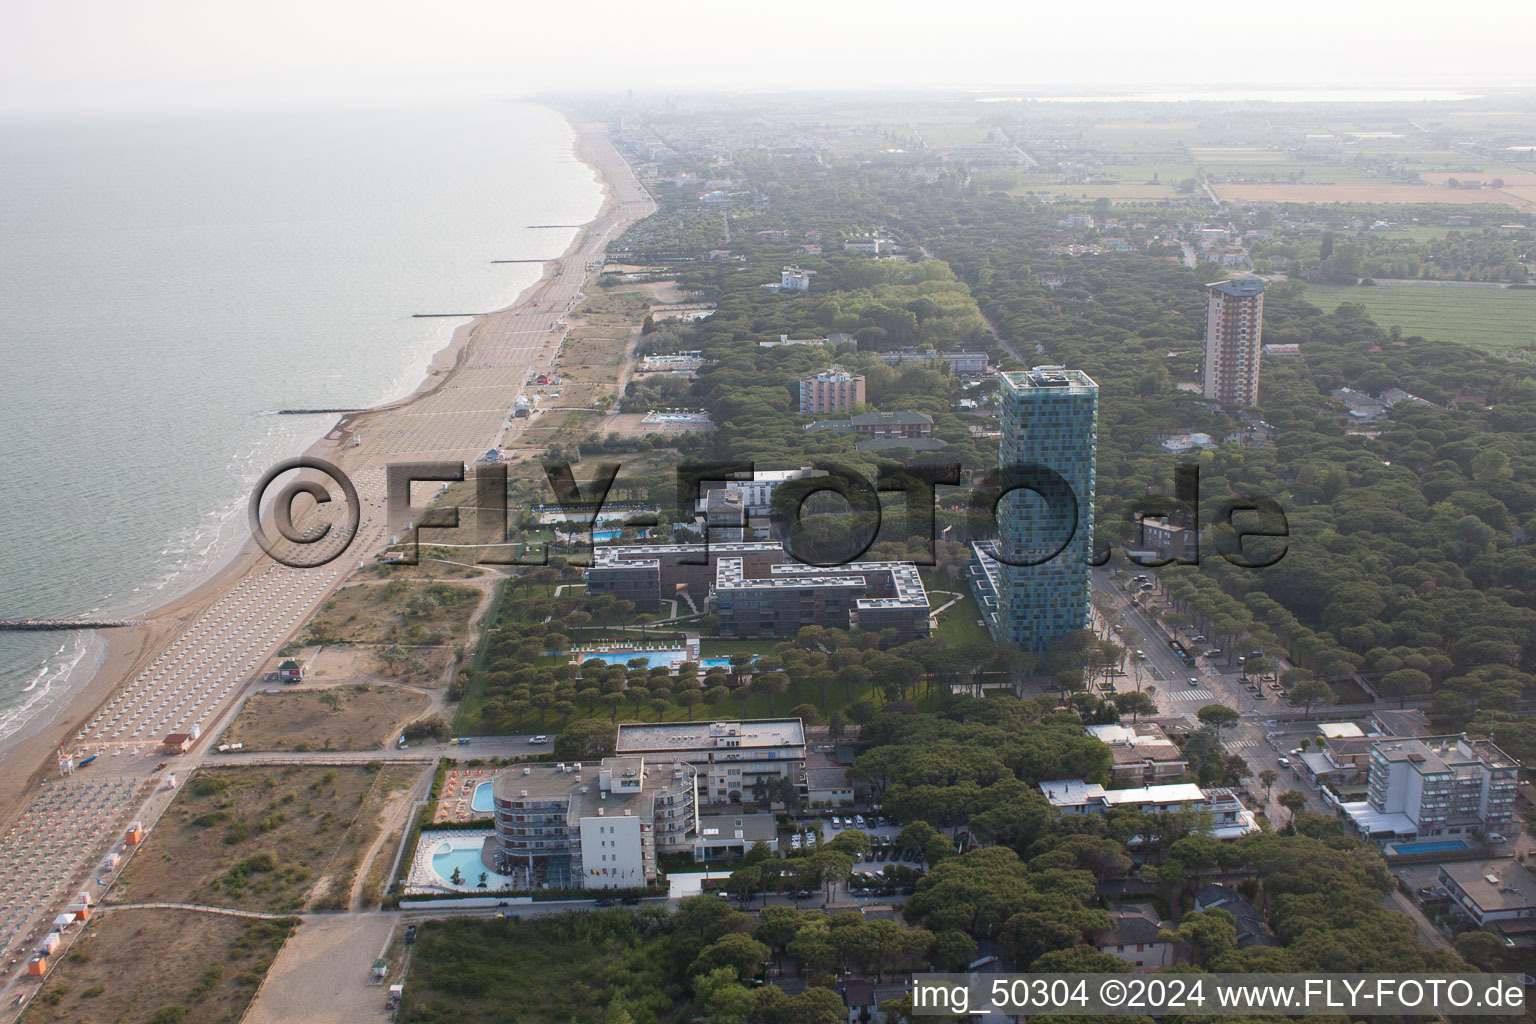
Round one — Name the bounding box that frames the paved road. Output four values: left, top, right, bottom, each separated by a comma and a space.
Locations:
207, 733, 555, 767
1091, 568, 1331, 824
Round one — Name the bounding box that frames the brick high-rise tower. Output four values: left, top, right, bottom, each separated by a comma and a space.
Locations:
1202, 279, 1265, 408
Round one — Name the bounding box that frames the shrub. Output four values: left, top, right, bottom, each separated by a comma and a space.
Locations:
191, 775, 230, 798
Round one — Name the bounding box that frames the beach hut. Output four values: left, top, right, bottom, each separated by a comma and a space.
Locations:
67, 904, 90, 922
277, 659, 304, 684
164, 774, 177, 790
371, 958, 389, 982
53, 913, 75, 931
105, 852, 121, 869
126, 822, 144, 845
27, 955, 47, 976
161, 733, 191, 755
40, 933, 60, 955
75, 891, 93, 907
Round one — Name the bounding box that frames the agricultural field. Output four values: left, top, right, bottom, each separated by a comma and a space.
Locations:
217, 684, 432, 752
1013, 181, 1180, 202
108, 764, 419, 913
911, 121, 995, 147
24, 910, 297, 1024
1212, 183, 1533, 208
1301, 282, 1536, 351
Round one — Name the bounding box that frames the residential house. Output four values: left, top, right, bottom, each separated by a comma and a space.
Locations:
1193, 884, 1276, 948
1095, 904, 1174, 969
1087, 722, 1189, 785
1039, 781, 1259, 842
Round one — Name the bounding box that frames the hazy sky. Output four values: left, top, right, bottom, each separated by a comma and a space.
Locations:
3, 0, 1534, 112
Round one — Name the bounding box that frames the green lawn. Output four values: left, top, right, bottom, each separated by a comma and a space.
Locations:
925, 575, 991, 647
1301, 282, 1536, 351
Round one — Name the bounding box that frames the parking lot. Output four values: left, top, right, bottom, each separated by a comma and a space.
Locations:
776, 815, 928, 891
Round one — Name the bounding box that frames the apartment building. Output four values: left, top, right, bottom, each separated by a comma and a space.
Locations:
1136, 514, 1199, 563
584, 541, 785, 612
799, 368, 866, 414
1340, 735, 1518, 840
711, 557, 931, 641
849, 411, 934, 439
616, 719, 806, 805
490, 757, 698, 889
1202, 278, 1264, 408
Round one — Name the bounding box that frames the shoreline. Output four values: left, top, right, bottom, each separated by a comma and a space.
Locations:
0, 114, 642, 826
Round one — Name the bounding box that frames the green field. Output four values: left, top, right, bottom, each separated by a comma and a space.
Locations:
1302, 282, 1536, 351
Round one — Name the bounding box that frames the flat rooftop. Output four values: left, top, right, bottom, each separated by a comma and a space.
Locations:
1086, 723, 1185, 764
1039, 779, 1207, 808
723, 559, 929, 610
1001, 366, 1097, 394
616, 718, 806, 751
590, 541, 781, 567
698, 813, 778, 845
1442, 860, 1536, 912
491, 758, 645, 811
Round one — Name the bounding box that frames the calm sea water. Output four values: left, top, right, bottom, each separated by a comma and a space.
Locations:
0, 101, 603, 745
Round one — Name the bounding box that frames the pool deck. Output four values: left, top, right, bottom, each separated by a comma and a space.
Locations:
405, 828, 520, 895
432, 767, 497, 824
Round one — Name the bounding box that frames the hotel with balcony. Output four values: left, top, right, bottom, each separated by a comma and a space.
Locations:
1339, 735, 1518, 842
489, 756, 697, 889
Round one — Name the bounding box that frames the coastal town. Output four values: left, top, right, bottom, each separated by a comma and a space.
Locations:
2, 78, 1536, 1024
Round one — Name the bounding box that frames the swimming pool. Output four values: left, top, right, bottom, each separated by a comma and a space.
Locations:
580, 649, 688, 669
471, 782, 493, 814
425, 834, 517, 890
1386, 838, 1472, 856
592, 529, 623, 542
576, 649, 756, 671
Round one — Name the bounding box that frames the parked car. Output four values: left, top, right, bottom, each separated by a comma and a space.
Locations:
1489, 832, 1507, 843
1277, 756, 1291, 769
853, 815, 867, 828
793, 890, 813, 901
594, 897, 616, 907
404, 925, 417, 945
830, 816, 843, 829
530, 735, 548, 744
621, 895, 641, 905
1191, 635, 1207, 644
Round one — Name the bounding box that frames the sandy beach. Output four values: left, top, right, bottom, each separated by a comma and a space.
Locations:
0, 118, 653, 829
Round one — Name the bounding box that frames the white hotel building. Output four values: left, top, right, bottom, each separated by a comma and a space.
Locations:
1339, 735, 1517, 841
490, 756, 697, 889
616, 719, 806, 805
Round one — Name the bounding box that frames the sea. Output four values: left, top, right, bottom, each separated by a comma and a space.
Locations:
0, 101, 605, 749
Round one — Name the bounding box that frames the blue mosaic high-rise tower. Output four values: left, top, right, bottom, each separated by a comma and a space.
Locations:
996, 366, 1098, 653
